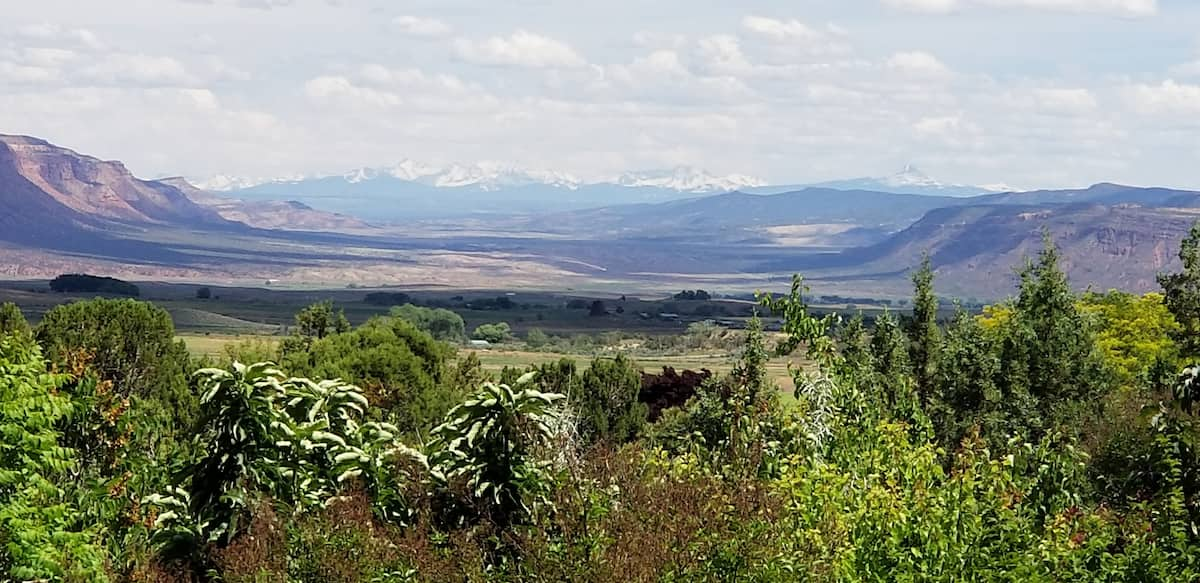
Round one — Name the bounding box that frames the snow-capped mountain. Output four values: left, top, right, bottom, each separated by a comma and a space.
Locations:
337, 160, 583, 190
789, 165, 1009, 198
199, 161, 756, 194
615, 166, 768, 193
194, 174, 277, 192
192, 161, 999, 221
198, 161, 767, 220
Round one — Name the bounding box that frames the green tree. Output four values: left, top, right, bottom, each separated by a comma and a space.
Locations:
525, 327, 551, 349
1159, 220, 1200, 359
837, 311, 870, 374
283, 316, 457, 435
390, 304, 466, 342
295, 300, 351, 340
870, 310, 916, 414
473, 322, 512, 344
1010, 233, 1112, 433
575, 354, 648, 445
908, 254, 941, 404
0, 335, 107, 582
1079, 291, 1180, 388
0, 302, 30, 337
933, 308, 1010, 449
36, 299, 195, 456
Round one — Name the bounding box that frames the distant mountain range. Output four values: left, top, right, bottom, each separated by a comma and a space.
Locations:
196, 163, 770, 220
197, 162, 767, 194
5, 133, 1200, 297
196, 162, 1006, 220
749, 165, 1012, 198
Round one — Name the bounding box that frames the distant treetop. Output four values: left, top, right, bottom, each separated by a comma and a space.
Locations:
49, 273, 139, 297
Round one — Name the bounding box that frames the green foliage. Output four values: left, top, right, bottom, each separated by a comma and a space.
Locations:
389, 303, 465, 342
932, 308, 1008, 449
525, 327, 551, 349
283, 316, 457, 435
1159, 220, 1200, 358
473, 321, 512, 344
997, 234, 1114, 438
1080, 290, 1181, 388
836, 311, 870, 373
575, 354, 648, 445
0, 302, 30, 337
869, 310, 918, 415
283, 301, 351, 355
427, 375, 564, 529
146, 362, 420, 564
35, 298, 196, 461
908, 254, 941, 403
0, 334, 107, 582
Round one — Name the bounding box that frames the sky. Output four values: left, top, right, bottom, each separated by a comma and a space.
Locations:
2, 0, 1199, 190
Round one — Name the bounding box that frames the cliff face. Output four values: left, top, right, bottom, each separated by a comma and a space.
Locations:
856, 203, 1200, 296
0, 134, 227, 226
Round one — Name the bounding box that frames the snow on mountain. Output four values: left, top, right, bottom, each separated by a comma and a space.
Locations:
418, 163, 582, 190
795, 165, 1002, 198
615, 166, 768, 193
194, 174, 271, 191
200, 162, 756, 193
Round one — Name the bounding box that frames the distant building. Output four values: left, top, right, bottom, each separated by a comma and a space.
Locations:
469, 340, 491, 347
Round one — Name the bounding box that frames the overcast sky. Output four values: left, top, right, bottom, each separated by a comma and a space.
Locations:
2, 0, 1198, 189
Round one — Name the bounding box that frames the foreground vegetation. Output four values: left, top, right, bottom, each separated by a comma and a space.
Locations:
4, 227, 1200, 581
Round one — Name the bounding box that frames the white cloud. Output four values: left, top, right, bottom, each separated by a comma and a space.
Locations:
21, 48, 77, 68
16, 23, 105, 50
1124, 80, 1200, 115
742, 16, 823, 42
0, 61, 60, 84
983, 0, 1156, 16
1033, 88, 1098, 113
1169, 59, 1200, 78
305, 75, 402, 107
306, 66, 500, 113
696, 35, 753, 76
884, 0, 1157, 16
632, 31, 687, 50
882, 0, 959, 13
393, 15, 452, 38
887, 51, 952, 76
454, 30, 586, 69
83, 54, 196, 86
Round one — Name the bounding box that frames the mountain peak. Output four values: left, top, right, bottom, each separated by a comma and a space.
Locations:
615, 166, 767, 193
